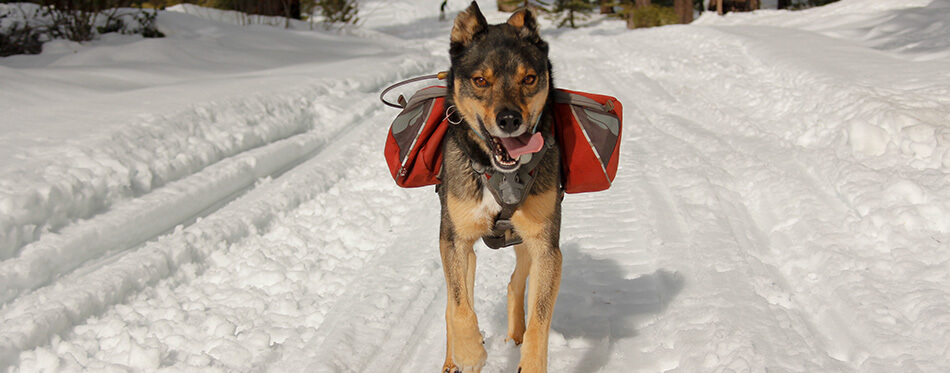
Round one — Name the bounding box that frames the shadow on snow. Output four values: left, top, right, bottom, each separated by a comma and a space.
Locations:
492, 242, 685, 372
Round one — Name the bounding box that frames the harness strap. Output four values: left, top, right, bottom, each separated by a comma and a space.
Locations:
477, 132, 554, 249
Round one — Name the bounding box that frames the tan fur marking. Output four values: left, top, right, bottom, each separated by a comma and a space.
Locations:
507, 190, 561, 373
475, 68, 499, 129
507, 10, 527, 28
452, 81, 496, 153
518, 70, 547, 128
474, 68, 494, 83
440, 237, 486, 372
518, 242, 561, 373
446, 192, 497, 242
525, 87, 547, 129
518, 326, 551, 373
506, 244, 531, 345
511, 189, 558, 239
516, 65, 529, 77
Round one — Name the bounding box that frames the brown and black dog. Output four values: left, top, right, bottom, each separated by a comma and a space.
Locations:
439, 2, 561, 372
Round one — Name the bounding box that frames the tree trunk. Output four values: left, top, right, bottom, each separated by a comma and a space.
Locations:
674, 0, 693, 23
716, 0, 723, 15
498, 1, 519, 12
600, 0, 614, 14
635, 0, 652, 8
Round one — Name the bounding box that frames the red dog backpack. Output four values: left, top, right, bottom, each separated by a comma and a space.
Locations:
383, 86, 449, 188
382, 79, 622, 194
551, 89, 622, 193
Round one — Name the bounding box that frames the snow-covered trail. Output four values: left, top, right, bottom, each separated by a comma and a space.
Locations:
0, 55, 441, 369
4, 1, 950, 372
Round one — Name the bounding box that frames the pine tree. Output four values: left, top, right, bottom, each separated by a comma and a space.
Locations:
550, 0, 594, 28
315, 0, 358, 29
498, 0, 551, 12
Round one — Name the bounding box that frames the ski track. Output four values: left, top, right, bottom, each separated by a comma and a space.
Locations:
0, 53, 441, 370
4, 3, 950, 372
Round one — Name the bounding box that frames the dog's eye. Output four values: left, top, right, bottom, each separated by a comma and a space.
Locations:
522, 75, 536, 85
473, 77, 489, 87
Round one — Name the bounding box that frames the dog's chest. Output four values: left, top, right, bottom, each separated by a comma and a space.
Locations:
475, 186, 502, 221
445, 185, 504, 240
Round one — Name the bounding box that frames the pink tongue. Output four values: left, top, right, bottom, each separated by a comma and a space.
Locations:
499, 132, 544, 158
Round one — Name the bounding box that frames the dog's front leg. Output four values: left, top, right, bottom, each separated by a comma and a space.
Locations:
518, 243, 561, 373
506, 244, 531, 345
440, 229, 486, 372
511, 190, 562, 373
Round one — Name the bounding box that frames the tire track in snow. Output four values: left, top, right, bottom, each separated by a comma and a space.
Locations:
11, 99, 445, 371
596, 24, 950, 369
644, 26, 950, 369
0, 55, 435, 305
0, 59, 440, 370
290, 216, 445, 372
551, 28, 863, 370
631, 104, 849, 371
1, 105, 352, 306
0, 53, 434, 262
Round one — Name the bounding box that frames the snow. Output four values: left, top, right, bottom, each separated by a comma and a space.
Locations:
2, 0, 949, 371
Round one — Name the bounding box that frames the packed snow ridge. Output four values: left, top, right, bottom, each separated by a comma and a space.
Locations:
1, 0, 949, 371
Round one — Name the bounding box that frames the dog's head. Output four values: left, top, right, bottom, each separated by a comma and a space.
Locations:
448, 1, 551, 173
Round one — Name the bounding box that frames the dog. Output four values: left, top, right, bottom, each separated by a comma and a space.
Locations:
439, 2, 562, 372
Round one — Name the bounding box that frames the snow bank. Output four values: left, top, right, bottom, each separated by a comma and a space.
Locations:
696, 0, 950, 61
695, 0, 950, 173
359, 0, 474, 28
0, 6, 426, 261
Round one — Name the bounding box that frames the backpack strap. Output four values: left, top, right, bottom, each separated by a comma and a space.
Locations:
553, 89, 615, 111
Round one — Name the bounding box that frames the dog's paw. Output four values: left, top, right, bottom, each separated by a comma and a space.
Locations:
451, 343, 486, 373
457, 364, 484, 373
443, 361, 483, 373
517, 351, 546, 373
516, 362, 544, 373
505, 329, 524, 346
451, 326, 487, 370
442, 362, 460, 373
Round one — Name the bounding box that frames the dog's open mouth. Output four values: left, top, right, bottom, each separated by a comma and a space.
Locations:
489, 132, 545, 170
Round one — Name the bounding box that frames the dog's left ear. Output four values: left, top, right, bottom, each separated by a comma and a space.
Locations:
507, 8, 540, 37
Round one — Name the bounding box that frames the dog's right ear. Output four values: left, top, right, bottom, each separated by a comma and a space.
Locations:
507, 8, 539, 36
451, 1, 488, 51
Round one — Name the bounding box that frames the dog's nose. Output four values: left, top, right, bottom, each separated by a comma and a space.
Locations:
496, 109, 523, 134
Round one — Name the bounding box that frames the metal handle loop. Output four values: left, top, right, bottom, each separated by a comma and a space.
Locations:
379, 72, 448, 109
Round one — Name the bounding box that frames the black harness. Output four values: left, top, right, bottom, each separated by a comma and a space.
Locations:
472, 130, 555, 249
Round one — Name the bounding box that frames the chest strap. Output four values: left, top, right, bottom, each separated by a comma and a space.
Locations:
476, 132, 554, 249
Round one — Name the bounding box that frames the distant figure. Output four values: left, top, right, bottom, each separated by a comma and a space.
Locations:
440, 0, 448, 21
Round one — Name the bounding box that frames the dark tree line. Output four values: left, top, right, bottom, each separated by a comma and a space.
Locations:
1, 0, 360, 57
1, 0, 162, 56
498, 0, 839, 29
